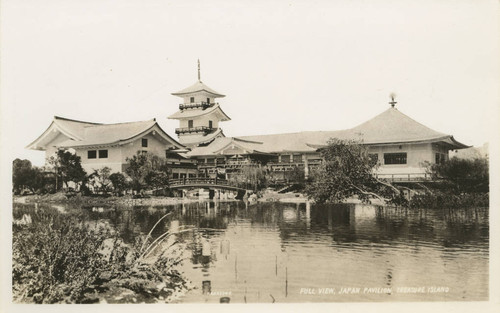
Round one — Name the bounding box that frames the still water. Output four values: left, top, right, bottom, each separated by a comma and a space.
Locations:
13, 201, 489, 303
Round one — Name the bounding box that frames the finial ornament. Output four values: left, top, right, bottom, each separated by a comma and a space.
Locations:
198, 59, 201, 82
389, 93, 397, 108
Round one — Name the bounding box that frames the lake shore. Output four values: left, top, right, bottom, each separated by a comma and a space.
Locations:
13, 193, 207, 207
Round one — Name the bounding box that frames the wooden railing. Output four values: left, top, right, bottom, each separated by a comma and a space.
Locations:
169, 177, 248, 190
375, 173, 431, 182
175, 126, 214, 135
179, 102, 216, 110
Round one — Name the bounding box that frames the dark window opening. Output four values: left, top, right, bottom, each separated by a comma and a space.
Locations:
207, 98, 210, 104
190, 97, 194, 103
188, 120, 194, 128
98, 150, 108, 159
216, 158, 225, 164
209, 120, 213, 128
173, 173, 179, 179
281, 155, 291, 163
384, 153, 407, 165
293, 154, 302, 163
142, 138, 148, 147
88, 150, 97, 159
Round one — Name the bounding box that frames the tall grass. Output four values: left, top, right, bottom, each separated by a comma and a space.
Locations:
12, 209, 188, 303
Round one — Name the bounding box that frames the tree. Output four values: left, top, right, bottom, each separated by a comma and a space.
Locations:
47, 150, 87, 191
109, 172, 128, 195
12, 159, 45, 194
305, 138, 403, 204
13, 159, 34, 194
430, 156, 489, 194
229, 166, 267, 190
125, 152, 170, 192
88, 167, 113, 194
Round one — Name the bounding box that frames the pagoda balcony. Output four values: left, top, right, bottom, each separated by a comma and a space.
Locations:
175, 126, 215, 135
179, 102, 217, 110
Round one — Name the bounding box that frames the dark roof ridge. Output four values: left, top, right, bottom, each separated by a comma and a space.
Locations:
82, 118, 156, 128
54, 116, 102, 125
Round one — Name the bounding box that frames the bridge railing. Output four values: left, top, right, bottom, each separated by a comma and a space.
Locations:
170, 177, 244, 188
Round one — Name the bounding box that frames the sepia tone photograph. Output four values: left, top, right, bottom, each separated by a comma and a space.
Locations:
1, 0, 498, 312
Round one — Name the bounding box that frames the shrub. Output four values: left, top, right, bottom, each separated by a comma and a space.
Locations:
13, 210, 187, 303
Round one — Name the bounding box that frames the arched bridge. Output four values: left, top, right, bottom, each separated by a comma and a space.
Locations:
169, 177, 248, 192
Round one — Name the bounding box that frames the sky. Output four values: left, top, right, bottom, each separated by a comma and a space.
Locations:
1, 0, 499, 167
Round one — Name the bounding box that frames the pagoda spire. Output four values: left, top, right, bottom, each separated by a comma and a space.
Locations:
389, 93, 397, 108
198, 59, 201, 82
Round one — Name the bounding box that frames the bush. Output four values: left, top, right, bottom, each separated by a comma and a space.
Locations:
13, 210, 187, 303
409, 191, 489, 209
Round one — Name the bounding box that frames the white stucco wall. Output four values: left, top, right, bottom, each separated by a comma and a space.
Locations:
180, 91, 218, 105
44, 132, 74, 163
74, 146, 123, 174
368, 143, 435, 175
74, 133, 176, 174
178, 112, 220, 129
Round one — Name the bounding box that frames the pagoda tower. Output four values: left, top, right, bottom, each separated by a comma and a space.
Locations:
168, 60, 231, 147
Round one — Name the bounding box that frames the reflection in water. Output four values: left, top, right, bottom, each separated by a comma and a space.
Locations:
13, 201, 488, 303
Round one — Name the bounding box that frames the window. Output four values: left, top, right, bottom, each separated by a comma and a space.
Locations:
216, 158, 225, 164
142, 138, 148, 147
209, 120, 213, 129
281, 155, 291, 163
188, 120, 194, 128
384, 153, 407, 165
173, 173, 179, 179
436, 153, 446, 164
190, 97, 194, 103
88, 150, 97, 159
98, 150, 108, 158
293, 154, 302, 163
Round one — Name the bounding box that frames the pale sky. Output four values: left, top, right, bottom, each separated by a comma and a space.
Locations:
1, 0, 499, 166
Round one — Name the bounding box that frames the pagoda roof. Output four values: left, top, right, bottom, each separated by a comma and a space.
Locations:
168, 104, 231, 121
27, 116, 183, 150
178, 128, 226, 146
235, 107, 469, 152
171, 81, 225, 98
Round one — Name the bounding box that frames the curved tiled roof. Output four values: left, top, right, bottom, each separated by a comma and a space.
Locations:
171, 81, 225, 97
27, 116, 183, 150
168, 104, 231, 121
235, 107, 468, 152
178, 129, 225, 146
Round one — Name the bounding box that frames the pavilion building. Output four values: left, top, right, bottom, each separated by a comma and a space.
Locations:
26, 116, 197, 177
169, 69, 469, 181
28, 62, 469, 183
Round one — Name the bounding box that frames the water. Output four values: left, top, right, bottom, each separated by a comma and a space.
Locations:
13, 201, 489, 303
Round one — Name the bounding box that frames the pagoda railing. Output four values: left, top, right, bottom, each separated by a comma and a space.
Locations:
175, 126, 215, 135
179, 102, 217, 110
